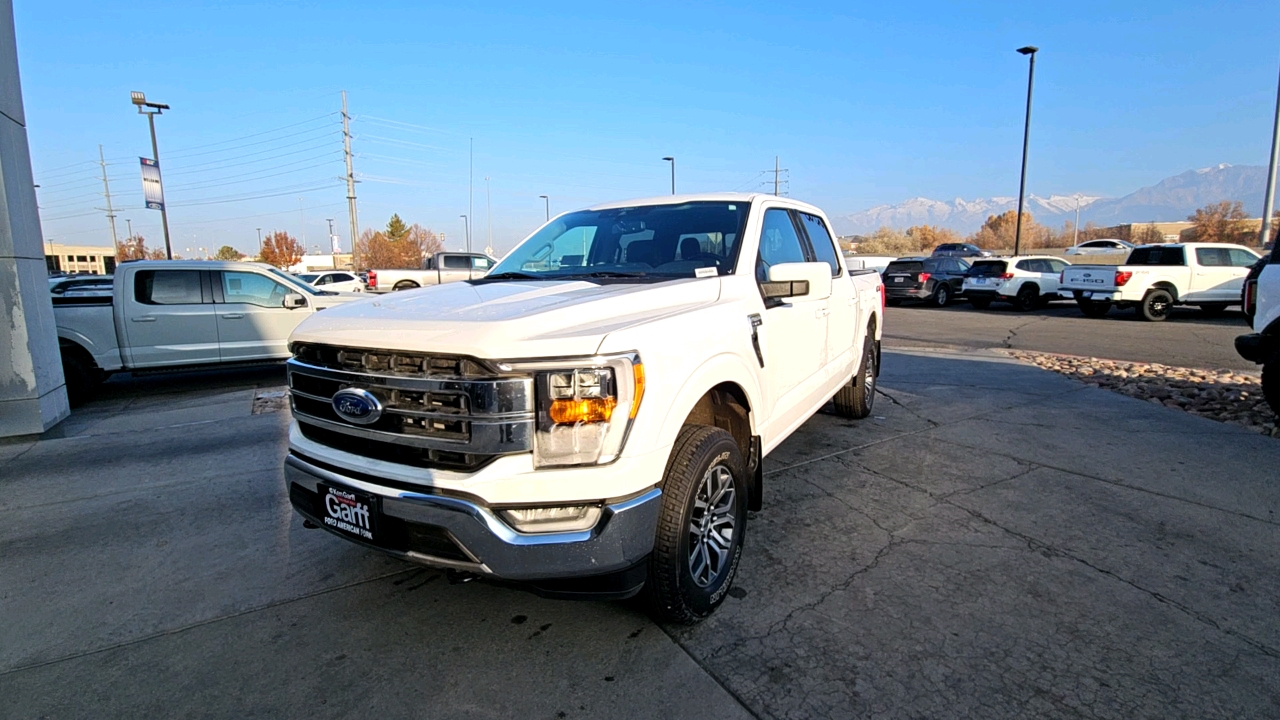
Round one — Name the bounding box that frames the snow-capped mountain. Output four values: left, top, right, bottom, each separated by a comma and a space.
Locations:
833, 164, 1269, 235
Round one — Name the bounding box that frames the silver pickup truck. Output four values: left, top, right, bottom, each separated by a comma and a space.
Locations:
367, 252, 495, 292
54, 260, 360, 403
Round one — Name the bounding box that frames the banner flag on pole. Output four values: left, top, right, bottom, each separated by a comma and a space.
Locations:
140, 157, 165, 211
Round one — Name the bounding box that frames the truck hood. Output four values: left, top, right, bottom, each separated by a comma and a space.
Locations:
290, 278, 722, 358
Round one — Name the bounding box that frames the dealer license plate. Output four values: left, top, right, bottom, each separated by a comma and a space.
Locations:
893, 276, 903, 282
317, 484, 378, 542
1081, 291, 1092, 298
972, 278, 987, 285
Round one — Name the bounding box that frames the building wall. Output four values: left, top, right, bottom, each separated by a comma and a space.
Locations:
0, 0, 69, 435
44, 243, 117, 275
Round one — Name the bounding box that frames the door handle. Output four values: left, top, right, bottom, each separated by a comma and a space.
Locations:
220, 313, 245, 319
131, 316, 156, 323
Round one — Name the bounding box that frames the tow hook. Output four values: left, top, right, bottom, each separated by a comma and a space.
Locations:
302, 519, 319, 529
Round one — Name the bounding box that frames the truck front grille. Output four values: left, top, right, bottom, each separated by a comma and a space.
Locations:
287, 344, 534, 471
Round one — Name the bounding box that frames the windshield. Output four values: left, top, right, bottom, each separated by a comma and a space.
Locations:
267, 267, 324, 294
486, 201, 752, 281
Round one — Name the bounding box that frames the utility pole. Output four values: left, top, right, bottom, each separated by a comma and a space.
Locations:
1073, 194, 1082, 246
1013, 46, 1038, 257
126, 219, 133, 242
1259, 60, 1280, 250
98, 145, 119, 259
461, 214, 470, 253
256, 227, 263, 258
342, 90, 360, 270
767, 156, 790, 196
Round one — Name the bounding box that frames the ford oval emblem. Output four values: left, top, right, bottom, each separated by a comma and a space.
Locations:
1083, 273, 1092, 278
332, 388, 382, 425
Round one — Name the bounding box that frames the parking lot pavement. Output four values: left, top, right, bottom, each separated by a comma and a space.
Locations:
2, 350, 1278, 719
884, 301, 1257, 372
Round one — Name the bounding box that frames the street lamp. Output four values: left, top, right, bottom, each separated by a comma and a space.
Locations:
662, 156, 675, 195
131, 91, 173, 260
256, 227, 263, 257
460, 215, 471, 252
1013, 46, 1038, 257
539, 195, 549, 221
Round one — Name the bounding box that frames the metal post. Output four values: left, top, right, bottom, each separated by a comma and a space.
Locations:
468, 138, 474, 253
126, 219, 133, 241
146, 112, 173, 259
540, 195, 549, 221
1259, 61, 1280, 253
342, 91, 360, 270
485, 176, 492, 253
663, 157, 675, 194
1073, 194, 1081, 246
98, 145, 119, 261
1014, 46, 1038, 257
460, 215, 470, 252
256, 227, 263, 258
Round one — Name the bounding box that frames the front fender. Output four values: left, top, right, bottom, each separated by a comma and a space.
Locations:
652, 351, 764, 453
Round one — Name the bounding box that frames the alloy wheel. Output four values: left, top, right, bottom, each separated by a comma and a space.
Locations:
687, 464, 737, 588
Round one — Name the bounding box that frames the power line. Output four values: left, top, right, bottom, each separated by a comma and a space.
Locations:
166, 123, 337, 160
165, 134, 340, 174
168, 181, 342, 208
165, 154, 342, 192
166, 113, 337, 155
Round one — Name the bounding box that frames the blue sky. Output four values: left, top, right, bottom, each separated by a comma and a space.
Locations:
14, 0, 1280, 256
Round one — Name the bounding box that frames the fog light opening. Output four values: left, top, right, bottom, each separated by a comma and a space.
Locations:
499, 504, 603, 533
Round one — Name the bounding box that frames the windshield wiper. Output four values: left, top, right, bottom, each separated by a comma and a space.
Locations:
562, 271, 649, 279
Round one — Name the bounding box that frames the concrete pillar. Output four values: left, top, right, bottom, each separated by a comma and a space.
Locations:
0, 0, 69, 436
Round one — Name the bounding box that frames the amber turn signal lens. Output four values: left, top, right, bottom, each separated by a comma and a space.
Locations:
549, 396, 617, 424
630, 363, 645, 419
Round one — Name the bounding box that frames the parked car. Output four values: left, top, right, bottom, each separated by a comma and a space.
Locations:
1060, 243, 1260, 321
367, 252, 495, 292
1236, 244, 1280, 413
962, 256, 1072, 311
282, 193, 885, 623
882, 256, 970, 307
54, 261, 363, 404
932, 243, 990, 259
1064, 238, 1135, 256
297, 270, 366, 293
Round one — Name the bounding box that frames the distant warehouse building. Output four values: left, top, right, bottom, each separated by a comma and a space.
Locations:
1107, 219, 1266, 243
44, 243, 116, 275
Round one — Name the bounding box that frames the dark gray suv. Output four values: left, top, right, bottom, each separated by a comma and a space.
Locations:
932, 243, 990, 259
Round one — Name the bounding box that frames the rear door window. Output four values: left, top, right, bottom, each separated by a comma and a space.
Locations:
797, 212, 841, 277
134, 270, 205, 305
968, 261, 1007, 276
1226, 249, 1259, 267
442, 255, 471, 270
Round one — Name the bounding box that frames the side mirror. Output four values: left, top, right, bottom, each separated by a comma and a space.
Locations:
763, 262, 832, 301
283, 292, 306, 309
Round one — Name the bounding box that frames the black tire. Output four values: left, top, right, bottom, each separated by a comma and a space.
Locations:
1198, 303, 1229, 316
1263, 359, 1279, 416
60, 347, 101, 407
644, 426, 748, 625
931, 283, 950, 307
1013, 285, 1039, 312
1140, 288, 1174, 322
833, 337, 877, 419
970, 298, 993, 310
392, 281, 420, 291
1078, 299, 1112, 318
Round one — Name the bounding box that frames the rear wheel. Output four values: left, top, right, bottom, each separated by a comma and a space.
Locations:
393, 281, 420, 291
833, 337, 877, 419
60, 347, 101, 407
970, 298, 993, 310
1013, 285, 1039, 312
1140, 288, 1174, 322
931, 283, 950, 307
1263, 358, 1279, 416
644, 426, 747, 624
1078, 299, 1112, 318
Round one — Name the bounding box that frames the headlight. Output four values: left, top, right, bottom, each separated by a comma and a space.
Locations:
501, 353, 644, 467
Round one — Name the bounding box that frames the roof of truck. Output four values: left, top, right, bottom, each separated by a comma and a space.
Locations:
586, 192, 827, 216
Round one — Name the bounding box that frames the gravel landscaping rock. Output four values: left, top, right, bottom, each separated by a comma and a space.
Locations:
1007, 350, 1279, 438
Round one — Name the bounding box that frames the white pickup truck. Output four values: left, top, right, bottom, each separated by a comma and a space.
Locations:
1060, 243, 1261, 320
282, 193, 885, 622
367, 252, 495, 292
54, 260, 361, 403
1237, 247, 1280, 413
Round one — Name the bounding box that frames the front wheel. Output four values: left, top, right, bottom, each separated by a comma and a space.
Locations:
1140, 288, 1174, 321
644, 426, 747, 624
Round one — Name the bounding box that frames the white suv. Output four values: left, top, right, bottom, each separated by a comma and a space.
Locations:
297, 271, 366, 293
962, 256, 1072, 311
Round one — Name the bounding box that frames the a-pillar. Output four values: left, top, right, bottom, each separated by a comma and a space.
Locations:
0, 0, 69, 436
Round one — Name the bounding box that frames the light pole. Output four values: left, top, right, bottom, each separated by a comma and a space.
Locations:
662, 156, 676, 194
485, 176, 492, 254
1073, 194, 1082, 246
1013, 46, 1038, 257
126, 219, 133, 241
1259, 60, 1280, 251
460, 215, 470, 253
539, 195, 550, 221
130, 91, 172, 259
256, 227, 263, 258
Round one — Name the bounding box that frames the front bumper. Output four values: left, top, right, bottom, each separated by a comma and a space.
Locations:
1235, 333, 1277, 364
284, 453, 662, 581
